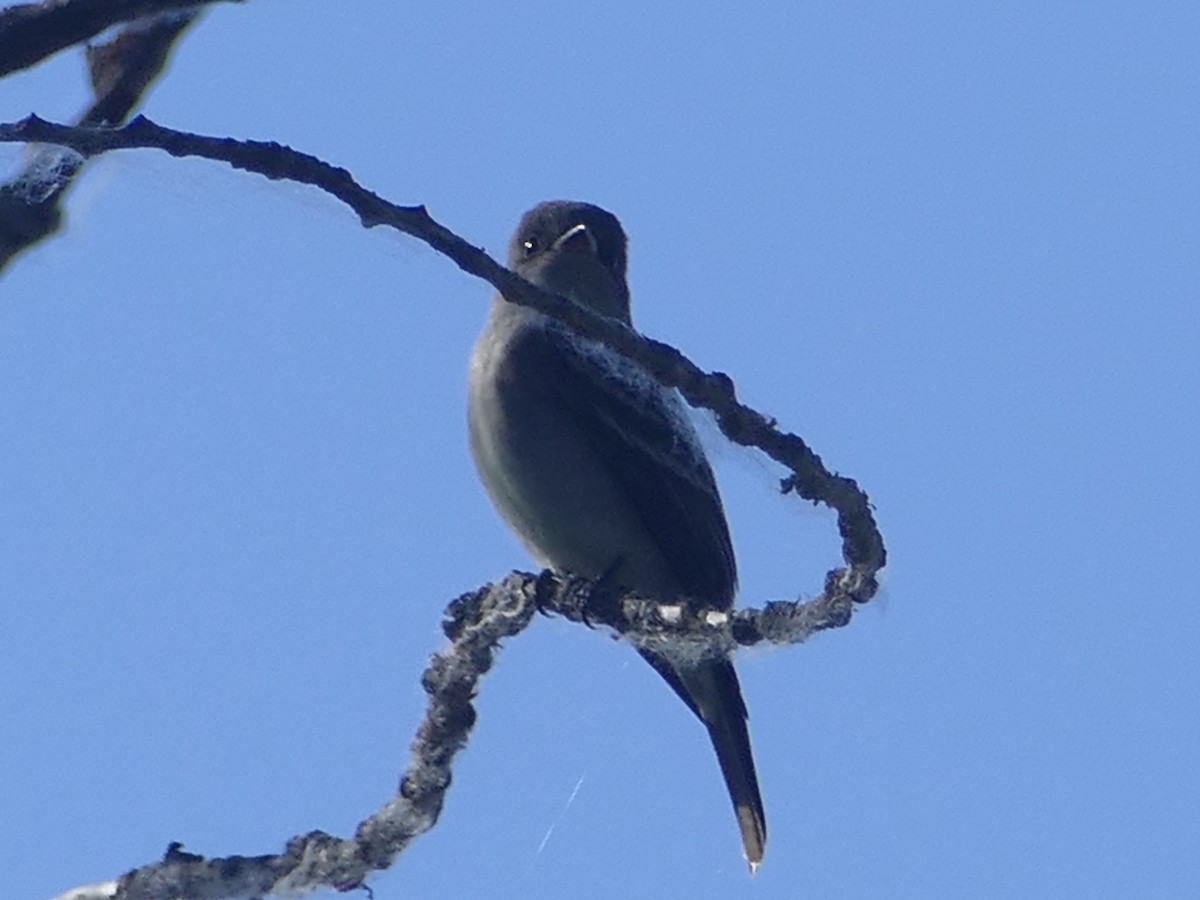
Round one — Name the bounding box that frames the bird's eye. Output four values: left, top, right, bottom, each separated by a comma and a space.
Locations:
521, 237, 539, 257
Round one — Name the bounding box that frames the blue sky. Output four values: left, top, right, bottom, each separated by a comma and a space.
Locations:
3, 3, 1197, 898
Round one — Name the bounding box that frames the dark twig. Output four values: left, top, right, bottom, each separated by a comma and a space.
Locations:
0, 14, 199, 270
0, 0, 231, 77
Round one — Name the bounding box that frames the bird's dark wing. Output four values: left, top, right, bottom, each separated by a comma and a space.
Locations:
502, 321, 737, 606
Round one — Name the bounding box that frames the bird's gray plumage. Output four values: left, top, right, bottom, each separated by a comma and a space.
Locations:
467, 200, 766, 868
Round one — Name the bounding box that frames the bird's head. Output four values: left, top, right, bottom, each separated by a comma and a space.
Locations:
508, 200, 631, 324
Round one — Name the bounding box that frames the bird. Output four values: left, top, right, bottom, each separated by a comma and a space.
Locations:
467, 200, 766, 869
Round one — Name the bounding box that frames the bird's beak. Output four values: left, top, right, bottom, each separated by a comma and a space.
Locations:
553, 222, 599, 256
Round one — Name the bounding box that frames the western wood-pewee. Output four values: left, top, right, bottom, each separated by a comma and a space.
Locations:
467, 200, 766, 868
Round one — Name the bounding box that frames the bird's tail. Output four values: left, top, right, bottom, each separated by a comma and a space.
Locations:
678, 659, 767, 871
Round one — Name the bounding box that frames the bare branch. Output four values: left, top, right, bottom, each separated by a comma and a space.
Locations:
0, 115, 886, 608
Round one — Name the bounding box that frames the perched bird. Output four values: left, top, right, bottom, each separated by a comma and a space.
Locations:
467, 200, 766, 869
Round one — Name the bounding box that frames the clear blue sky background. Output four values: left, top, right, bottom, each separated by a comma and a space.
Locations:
3, 3, 1197, 898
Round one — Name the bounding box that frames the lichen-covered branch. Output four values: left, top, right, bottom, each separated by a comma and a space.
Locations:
50, 567, 859, 900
